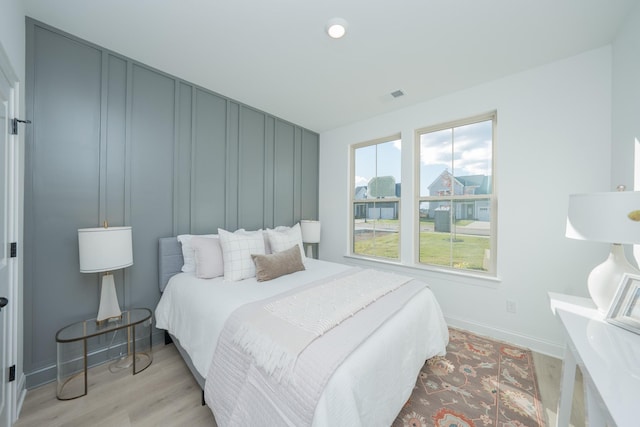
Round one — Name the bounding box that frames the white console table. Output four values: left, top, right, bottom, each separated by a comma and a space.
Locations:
549, 292, 640, 427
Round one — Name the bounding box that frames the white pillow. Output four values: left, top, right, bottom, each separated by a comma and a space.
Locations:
190, 236, 224, 279
263, 225, 290, 254
218, 228, 266, 281
266, 223, 306, 261
176, 234, 217, 273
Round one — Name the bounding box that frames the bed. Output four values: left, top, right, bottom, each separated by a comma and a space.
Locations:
155, 229, 449, 426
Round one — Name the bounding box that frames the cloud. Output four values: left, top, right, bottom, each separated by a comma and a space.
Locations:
355, 175, 369, 187
420, 134, 451, 166
419, 121, 492, 176
456, 142, 492, 175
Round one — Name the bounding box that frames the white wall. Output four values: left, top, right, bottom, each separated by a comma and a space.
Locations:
612, 0, 640, 269
612, 4, 640, 191
319, 47, 613, 357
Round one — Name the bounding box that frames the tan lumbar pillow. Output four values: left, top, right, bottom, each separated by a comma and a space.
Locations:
251, 244, 305, 282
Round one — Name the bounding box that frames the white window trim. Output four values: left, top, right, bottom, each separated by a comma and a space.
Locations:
413, 111, 498, 277
349, 133, 402, 261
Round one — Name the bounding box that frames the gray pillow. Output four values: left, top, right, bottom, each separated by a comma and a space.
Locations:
251, 244, 305, 282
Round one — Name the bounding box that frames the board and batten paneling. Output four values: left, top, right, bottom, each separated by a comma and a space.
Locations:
191, 88, 227, 234
175, 82, 193, 234
301, 128, 320, 220
128, 64, 176, 308
274, 121, 296, 226
104, 54, 127, 228
24, 22, 104, 386
24, 18, 319, 388
238, 106, 266, 231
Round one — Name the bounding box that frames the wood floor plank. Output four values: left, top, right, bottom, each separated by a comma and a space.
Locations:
15, 344, 216, 427
15, 343, 583, 426
532, 351, 585, 427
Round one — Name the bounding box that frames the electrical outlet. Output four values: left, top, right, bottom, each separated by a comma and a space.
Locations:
506, 299, 517, 313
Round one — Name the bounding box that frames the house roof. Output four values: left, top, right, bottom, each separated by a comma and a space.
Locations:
457, 175, 491, 195
23, 0, 638, 132
354, 186, 367, 200
427, 170, 491, 195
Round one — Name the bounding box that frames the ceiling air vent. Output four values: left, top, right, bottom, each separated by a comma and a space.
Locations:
390, 90, 404, 98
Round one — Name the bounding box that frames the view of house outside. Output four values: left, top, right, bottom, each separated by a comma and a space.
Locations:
353, 138, 401, 260
352, 115, 494, 273
418, 117, 494, 271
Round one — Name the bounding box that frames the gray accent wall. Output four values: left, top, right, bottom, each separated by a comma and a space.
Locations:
24, 18, 319, 387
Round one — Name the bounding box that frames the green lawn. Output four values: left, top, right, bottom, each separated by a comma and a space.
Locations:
419, 232, 489, 270
354, 231, 489, 270
353, 231, 400, 259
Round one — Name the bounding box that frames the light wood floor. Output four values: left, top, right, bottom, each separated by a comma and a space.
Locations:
15, 344, 584, 427
532, 352, 585, 427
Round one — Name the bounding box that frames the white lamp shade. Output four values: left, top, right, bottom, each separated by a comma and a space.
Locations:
566, 191, 640, 244
78, 226, 133, 273
300, 220, 321, 244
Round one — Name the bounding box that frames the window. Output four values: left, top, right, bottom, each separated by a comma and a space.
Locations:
417, 113, 495, 274
351, 135, 401, 260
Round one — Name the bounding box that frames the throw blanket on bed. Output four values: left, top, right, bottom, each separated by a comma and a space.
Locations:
205, 267, 430, 427
232, 268, 412, 378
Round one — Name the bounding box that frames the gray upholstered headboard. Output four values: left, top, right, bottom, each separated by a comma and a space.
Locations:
158, 237, 184, 292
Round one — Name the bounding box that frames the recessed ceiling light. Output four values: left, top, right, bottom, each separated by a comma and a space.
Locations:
326, 18, 348, 39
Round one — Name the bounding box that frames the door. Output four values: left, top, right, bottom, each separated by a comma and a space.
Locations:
0, 53, 15, 427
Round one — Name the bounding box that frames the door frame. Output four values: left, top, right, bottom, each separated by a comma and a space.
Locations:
0, 42, 22, 426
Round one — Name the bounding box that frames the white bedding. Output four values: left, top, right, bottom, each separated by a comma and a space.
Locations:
155, 259, 449, 426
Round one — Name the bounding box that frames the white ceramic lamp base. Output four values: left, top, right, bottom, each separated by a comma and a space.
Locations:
588, 243, 640, 313
97, 273, 122, 322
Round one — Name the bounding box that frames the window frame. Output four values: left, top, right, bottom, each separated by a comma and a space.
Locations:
349, 133, 402, 261
414, 112, 497, 276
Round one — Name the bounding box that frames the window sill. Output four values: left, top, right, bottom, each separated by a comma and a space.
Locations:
342, 254, 502, 288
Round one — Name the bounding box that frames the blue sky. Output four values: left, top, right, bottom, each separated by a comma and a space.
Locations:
354, 139, 401, 187
355, 119, 492, 197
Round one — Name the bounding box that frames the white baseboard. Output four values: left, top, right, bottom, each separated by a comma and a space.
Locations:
445, 315, 564, 359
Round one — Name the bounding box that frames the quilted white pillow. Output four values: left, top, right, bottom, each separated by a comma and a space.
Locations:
177, 234, 218, 273
218, 228, 266, 281
266, 223, 306, 261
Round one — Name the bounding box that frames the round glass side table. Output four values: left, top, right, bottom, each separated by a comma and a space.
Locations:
55, 308, 153, 400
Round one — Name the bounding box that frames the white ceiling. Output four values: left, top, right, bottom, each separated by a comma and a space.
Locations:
24, 0, 637, 132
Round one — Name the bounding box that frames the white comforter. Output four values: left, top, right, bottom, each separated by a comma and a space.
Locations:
155, 259, 449, 426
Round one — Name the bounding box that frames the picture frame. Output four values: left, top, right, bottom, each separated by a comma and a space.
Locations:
606, 273, 640, 335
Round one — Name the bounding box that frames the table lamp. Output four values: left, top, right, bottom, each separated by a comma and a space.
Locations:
78, 225, 133, 323
566, 186, 640, 312
300, 220, 321, 258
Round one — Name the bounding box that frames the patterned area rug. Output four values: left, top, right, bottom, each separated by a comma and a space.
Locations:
393, 328, 545, 427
